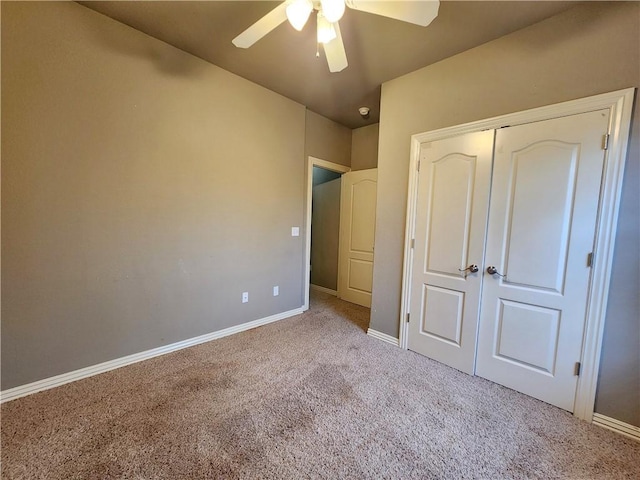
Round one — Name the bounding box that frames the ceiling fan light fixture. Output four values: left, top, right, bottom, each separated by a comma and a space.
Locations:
286, 0, 313, 31
317, 12, 337, 44
320, 0, 346, 23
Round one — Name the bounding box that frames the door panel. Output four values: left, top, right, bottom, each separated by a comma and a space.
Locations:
350, 180, 377, 252
426, 154, 477, 276
407, 130, 494, 374
476, 109, 610, 411
347, 259, 373, 292
503, 141, 579, 292
338, 169, 377, 307
421, 285, 464, 345
494, 300, 560, 374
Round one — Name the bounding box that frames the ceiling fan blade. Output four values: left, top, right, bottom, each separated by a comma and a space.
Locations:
347, 0, 439, 27
232, 2, 288, 48
324, 22, 348, 73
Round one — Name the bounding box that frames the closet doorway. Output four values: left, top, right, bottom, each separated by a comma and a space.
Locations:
400, 89, 634, 420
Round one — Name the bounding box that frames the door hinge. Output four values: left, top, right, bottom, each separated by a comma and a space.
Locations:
406, 313, 410, 323
587, 252, 594, 268
574, 362, 581, 376
417, 159, 421, 172
602, 133, 610, 150
411, 238, 415, 249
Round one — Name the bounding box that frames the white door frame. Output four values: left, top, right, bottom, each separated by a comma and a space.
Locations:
304, 156, 350, 310
399, 88, 635, 421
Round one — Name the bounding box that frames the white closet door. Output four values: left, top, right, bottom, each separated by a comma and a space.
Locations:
476, 109, 610, 411
407, 131, 494, 374
338, 169, 377, 307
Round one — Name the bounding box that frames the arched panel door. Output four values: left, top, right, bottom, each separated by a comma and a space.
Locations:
476, 109, 610, 411
338, 169, 377, 307
408, 131, 494, 374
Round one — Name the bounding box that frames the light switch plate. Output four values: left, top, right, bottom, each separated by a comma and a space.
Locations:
273, 286, 279, 296
242, 292, 249, 303
291, 227, 300, 237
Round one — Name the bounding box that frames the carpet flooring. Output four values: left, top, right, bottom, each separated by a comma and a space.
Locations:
2, 291, 639, 479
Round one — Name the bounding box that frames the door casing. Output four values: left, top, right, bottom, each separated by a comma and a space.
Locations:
304, 156, 350, 311
399, 88, 635, 422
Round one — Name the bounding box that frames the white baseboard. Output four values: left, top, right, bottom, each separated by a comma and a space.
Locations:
367, 328, 400, 347
310, 284, 338, 296
0, 306, 304, 404
592, 413, 640, 442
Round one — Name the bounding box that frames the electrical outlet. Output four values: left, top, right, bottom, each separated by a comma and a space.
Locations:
242, 292, 249, 303
273, 286, 279, 296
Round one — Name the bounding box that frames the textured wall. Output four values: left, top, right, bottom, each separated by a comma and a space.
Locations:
371, 2, 639, 426
311, 179, 341, 291
1, 2, 307, 389
351, 124, 379, 171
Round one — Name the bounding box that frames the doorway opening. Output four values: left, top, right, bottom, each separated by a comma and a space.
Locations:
303, 157, 349, 311
304, 157, 378, 334
310, 165, 343, 295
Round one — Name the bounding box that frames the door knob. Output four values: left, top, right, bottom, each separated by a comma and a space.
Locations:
486, 266, 506, 278
458, 264, 479, 273
458, 264, 479, 277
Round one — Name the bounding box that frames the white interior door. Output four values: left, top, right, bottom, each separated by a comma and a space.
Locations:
407, 131, 494, 374
476, 110, 610, 411
338, 169, 377, 307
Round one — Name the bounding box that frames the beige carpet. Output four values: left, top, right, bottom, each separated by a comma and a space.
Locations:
2, 291, 639, 479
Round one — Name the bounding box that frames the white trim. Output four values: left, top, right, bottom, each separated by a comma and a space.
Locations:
0, 307, 304, 404
367, 328, 400, 347
399, 88, 636, 421
309, 157, 351, 173
573, 89, 636, 421
592, 413, 640, 442
310, 283, 338, 296
304, 156, 350, 311
399, 136, 421, 350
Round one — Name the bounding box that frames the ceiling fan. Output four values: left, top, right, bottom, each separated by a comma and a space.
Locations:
232, 0, 440, 73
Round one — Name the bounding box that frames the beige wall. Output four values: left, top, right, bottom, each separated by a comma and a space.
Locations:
351, 124, 379, 171
370, 2, 639, 426
305, 110, 352, 167
1, 2, 307, 389
302, 110, 351, 296
311, 178, 341, 291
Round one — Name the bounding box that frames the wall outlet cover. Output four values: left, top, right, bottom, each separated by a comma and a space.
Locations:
242, 292, 249, 303
291, 227, 300, 237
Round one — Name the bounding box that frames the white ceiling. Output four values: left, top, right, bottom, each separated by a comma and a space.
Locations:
78, 1, 580, 128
